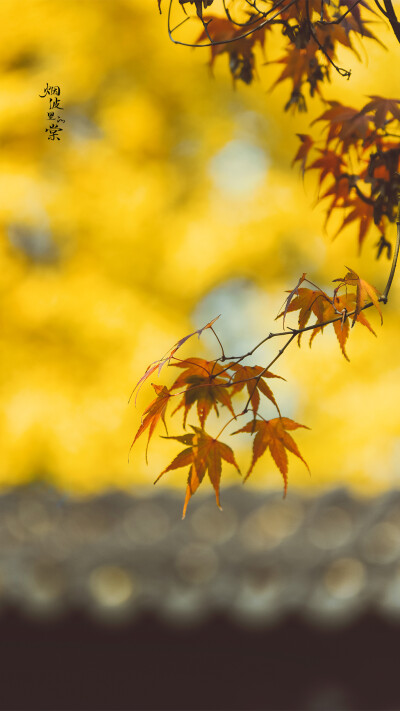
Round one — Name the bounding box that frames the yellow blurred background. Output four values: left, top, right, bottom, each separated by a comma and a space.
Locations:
1, 0, 400, 497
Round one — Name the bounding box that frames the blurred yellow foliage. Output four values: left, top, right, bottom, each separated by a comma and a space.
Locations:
1, 0, 400, 496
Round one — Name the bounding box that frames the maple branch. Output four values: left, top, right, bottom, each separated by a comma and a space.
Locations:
339, 174, 376, 206
306, 0, 351, 79
168, 0, 298, 47
176, 231, 399, 401
374, 0, 389, 17
382, 0, 400, 44
382, 131, 400, 139
243, 332, 296, 413
132, 241, 398, 509
138, 0, 400, 516
215, 413, 242, 440
381, 200, 400, 302
315, 0, 363, 26
152, 276, 390, 414
351, 184, 376, 207
217, 329, 290, 364
210, 326, 226, 359
222, 0, 264, 28
243, 0, 268, 17
169, 355, 214, 376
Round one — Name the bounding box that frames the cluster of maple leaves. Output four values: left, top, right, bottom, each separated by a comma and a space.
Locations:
161, 0, 400, 255
293, 97, 400, 251
131, 269, 383, 517
133, 0, 398, 516
166, 0, 379, 105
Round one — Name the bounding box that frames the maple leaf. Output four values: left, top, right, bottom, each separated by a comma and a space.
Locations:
321, 176, 352, 218
308, 150, 346, 186
361, 95, 400, 129
312, 102, 370, 147
292, 134, 314, 174
338, 0, 379, 34
155, 426, 241, 518
276, 287, 331, 344
196, 15, 269, 85
277, 281, 378, 360
130, 316, 220, 404
197, 15, 268, 49
313, 295, 353, 361
338, 9, 384, 48
334, 198, 375, 251
269, 43, 320, 98
320, 22, 361, 61
170, 357, 228, 388
227, 363, 283, 416
333, 267, 383, 326
130, 384, 170, 462
232, 417, 309, 494
307, 292, 377, 360
169, 358, 236, 427
279, 272, 307, 328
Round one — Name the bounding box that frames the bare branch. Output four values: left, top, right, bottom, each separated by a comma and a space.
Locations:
168, 0, 298, 47
306, 0, 351, 79
382, 201, 400, 302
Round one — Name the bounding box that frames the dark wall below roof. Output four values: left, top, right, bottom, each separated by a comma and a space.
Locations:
0, 608, 399, 711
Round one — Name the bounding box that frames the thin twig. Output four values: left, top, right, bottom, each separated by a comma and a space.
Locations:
242, 332, 297, 412
210, 326, 226, 359
382, 200, 400, 302
306, 0, 351, 78
316, 0, 364, 26
168, 0, 298, 47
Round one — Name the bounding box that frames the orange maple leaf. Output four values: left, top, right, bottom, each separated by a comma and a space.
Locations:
130, 316, 220, 404
333, 267, 383, 326
232, 417, 309, 494
170, 357, 228, 388
130, 384, 170, 462
277, 284, 377, 360
169, 358, 236, 428
276, 287, 331, 344
279, 272, 307, 328
155, 426, 241, 518
308, 292, 377, 360
228, 363, 283, 416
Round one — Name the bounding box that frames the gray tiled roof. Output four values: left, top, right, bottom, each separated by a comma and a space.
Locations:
2, 484, 400, 626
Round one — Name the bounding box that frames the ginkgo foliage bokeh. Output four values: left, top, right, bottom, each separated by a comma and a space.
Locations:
1, 0, 400, 497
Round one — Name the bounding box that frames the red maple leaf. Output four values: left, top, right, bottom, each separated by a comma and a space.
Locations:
292, 134, 314, 174
361, 95, 400, 129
